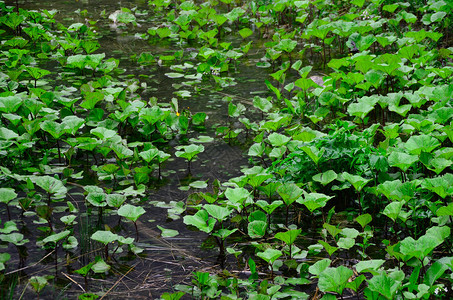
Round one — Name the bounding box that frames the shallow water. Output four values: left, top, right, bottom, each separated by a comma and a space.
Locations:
2, 0, 276, 298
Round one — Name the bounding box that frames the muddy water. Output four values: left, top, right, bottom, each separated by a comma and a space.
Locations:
6, 0, 274, 298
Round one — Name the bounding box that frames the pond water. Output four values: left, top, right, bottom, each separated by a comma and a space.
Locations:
3, 0, 279, 299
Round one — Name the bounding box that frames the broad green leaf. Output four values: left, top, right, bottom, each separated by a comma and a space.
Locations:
318, 266, 353, 295
337, 237, 355, 250
204, 204, 232, 221
0, 96, 22, 113
0, 127, 19, 140
365, 69, 385, 89
238, 28, 253, 39
248, 220, 267, 238
308, 258, 331, 276
313, 170, 337, 185
34, 176, 67, 198
91, 257, 110, 273
300, 146, 325, 166
355, 214, 372, 228
175, 144, 204, 161
257, 248, 282, 264
367, 274, 400, 299
388, 151, 418, 172
405, 135, 440, 155
183, 210, 215, 233
323, 223, 341, 239
0, 232, 29, 245
277, 183, 303, 207
275, 229, 301, 246
117, 204, 146, 222
342, 172, 371, 192
189, 180, 208, 189
42, 230, 70, 244
383, 201, 404, 222
318, 240, 338, 257
268, 132, 291, 147
157, 225, 179, 238
29, 276, 48, 293
256, 200, 283, 215
91, 230, 119, 245
0, 188, 17, 204
86, 192, 107, 207
424, 258, 452, 286
355, 259, 385, 274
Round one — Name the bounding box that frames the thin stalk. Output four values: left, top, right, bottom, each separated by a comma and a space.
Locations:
134, 221, 139, 241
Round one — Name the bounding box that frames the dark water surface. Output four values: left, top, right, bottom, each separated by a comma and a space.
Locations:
4, 0, 274, 299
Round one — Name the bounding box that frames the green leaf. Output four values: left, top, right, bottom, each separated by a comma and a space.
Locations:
257, 248, 282, 264
256, 200, 283, 215
175, 144, 204, 161
323, 223, 342, 239
157, 225, 179, 238
405, 135, 441, 155
355, 214, 372, 229
204, 204, 232, 222
308, 258, 331, 276
318, 266, 353, 295
388, 151, 419, 172
34, 176, 67, 198
318, 240, 338, 257
248, 220, 267, 238
342, 172, 371, 192
275, 229, 301, 246
161, 291, 185, 300
183, 210, 215, 233
189, 180, 208, 189
213, 228, 238, 240
0, 188, 17, 204
313, 170, 337, 186
0, 232, 29, 245
277, 183, 303, 207
118, 204, 146, 222
0, 96, 22, 113
238, 28, 253, 39
365, 69, 385, 89
301, 146, 324, 165
42, 230, 70, 245
80, 91, 104, 110
91, 257, 110, 273
367, 274, 400, 299
276, 39, 297, 53
337, 237, 355, 249
298, 192, 333, 212
355, 259, 385, 274
29, 276, 48, 293
383, 201, 404, 222
91, 230, 119, 245
0, 127, 18, 140
268, 132, 291, 147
